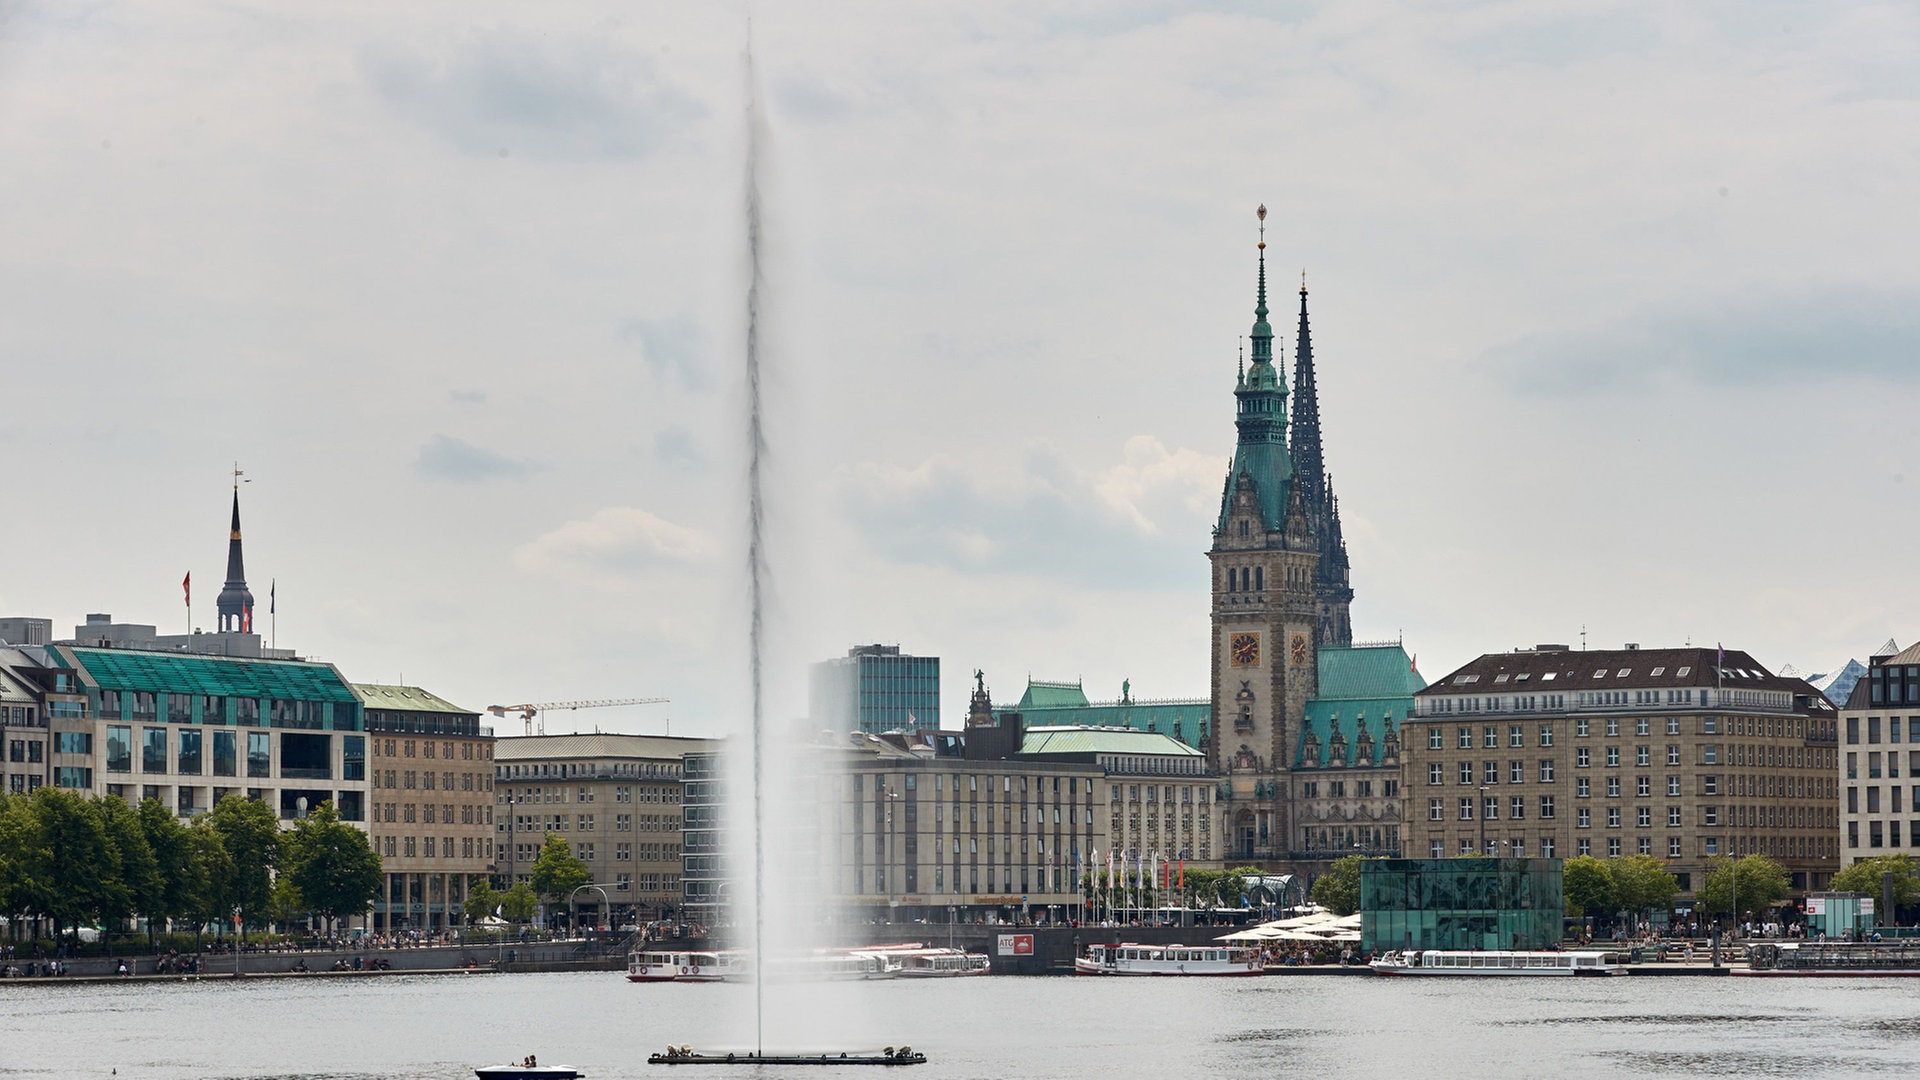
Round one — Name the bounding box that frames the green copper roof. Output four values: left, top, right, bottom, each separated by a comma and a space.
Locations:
62, 646, 357, 702
1216, 242, 1293, 535
1317, 644, 1428, 700
1006, 679, 1210, 744
1015, 680, 1091, 709
1019, 726, 1204, 757
1295, 644, 1424, 769
353, 683, 473, 715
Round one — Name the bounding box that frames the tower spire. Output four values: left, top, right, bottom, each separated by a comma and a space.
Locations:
1288, 274, 1353, 645
1217, 205, 1291, 537
217, 472, 256, 634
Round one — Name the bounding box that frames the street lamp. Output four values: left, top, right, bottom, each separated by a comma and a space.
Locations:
882, 785, 902, 924
501, 790, 517, 889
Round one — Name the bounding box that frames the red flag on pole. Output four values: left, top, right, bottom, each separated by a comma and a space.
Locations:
1177, 859, 1184, 890
183, 572, 191, 606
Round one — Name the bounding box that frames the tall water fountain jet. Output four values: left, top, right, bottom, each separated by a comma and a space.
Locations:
653, 32, 920, 1070
743, 28, 769, 1056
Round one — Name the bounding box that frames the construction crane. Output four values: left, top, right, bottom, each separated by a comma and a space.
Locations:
486, 698, 670, 736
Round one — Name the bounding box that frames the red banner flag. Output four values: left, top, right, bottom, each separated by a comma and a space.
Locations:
183, 572, 191, 606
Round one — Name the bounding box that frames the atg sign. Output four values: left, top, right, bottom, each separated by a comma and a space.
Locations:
996, 934, 1033, 956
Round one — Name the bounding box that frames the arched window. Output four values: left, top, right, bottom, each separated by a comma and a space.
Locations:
1254, 566, 1264, 591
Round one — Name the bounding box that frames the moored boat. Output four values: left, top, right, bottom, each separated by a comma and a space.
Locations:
627, 950, 746, 983
1368, 949, 1627, 976
1739, 941, 1920, 976
1074, 943, 1263, 976
865, 946, 992, 977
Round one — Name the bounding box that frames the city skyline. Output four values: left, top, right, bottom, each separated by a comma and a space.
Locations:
3, 3, 1914, 734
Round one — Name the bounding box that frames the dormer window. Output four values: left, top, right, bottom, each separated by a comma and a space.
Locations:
1239, 520, 1250, 538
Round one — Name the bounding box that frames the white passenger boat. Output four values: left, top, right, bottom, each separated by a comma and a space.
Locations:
626, 949, 745, 983
1368, 949, 1627, 976
1738, 942, 1920, 976
866, 946, 992, 977
1074, 943, 1263, 976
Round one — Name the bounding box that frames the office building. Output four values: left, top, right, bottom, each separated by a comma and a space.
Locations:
810, 644, 939, 734
1839, 640, 1920, 863
1403, 645, 1840, 900
357, 683, 496, 931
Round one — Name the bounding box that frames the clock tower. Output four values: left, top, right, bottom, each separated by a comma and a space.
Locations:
1208, 206, 1322, 867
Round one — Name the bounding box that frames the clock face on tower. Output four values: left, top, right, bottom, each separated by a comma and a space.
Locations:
1230, 632, 1260, 667
1291, 633, 1310, 666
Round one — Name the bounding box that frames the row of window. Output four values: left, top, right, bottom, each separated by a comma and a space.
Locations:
497, 784, 673, 805
857, 773, 1098, 798
1426, 833, 1832, 860
1300, 779, 1399, 798
373, 802, 492, 825
372, 737, 491, 760
576, 841, 677, 861
1427, 714, 1821, 749
103, 726, 280, 778
497, 761, 679, 779
1851, 820, 1920, 848
1427, 799, 1826, 831
96, 692, 360, 731
859, 864, 1086, 897
377, 834, 493, 860
372, 769, 489, 792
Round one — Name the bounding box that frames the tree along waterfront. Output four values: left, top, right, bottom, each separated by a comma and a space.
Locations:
0, 787, 380, 952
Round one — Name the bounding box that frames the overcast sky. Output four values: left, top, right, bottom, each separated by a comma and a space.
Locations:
3, 1, 1915, 737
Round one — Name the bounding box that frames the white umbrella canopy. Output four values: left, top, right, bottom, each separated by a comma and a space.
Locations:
1272, 910, 1340, 928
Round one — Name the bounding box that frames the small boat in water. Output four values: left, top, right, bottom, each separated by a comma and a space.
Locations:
1368, 950, 1627, 976
475, 1063, 583, 1079
1074, 943, 1263, 976
1739, 941, 1920, 976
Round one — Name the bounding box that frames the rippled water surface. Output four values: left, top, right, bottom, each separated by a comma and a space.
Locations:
5, 971, 1918, 1080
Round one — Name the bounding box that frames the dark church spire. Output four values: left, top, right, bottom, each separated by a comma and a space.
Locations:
216, 473, 255, 634
1289, 276, 1353, 644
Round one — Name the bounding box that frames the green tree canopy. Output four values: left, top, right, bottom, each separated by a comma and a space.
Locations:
182, 819, 236, 938
1310, 855, 1368, 916
530, 833, 590, 906
0, 793, 50, 929
1562, 855, 1616, 918
1831, 855, 1920, 910
1610, 855, 1681, 919
1697, 855, 1791, 919
92, 795, 159, 940
137, 798, 194, 943
269, 873, 307, 929
33, 787, 112, 941
465, 878, 500, 923
205, 795, 280, 929
500, 880, 538, 923
284, 801, 382, 934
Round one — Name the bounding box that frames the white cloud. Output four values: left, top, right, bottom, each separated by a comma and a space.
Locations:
514, 507, 714, 579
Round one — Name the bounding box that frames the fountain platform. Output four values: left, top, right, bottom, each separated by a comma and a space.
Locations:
649, 1049, 925, 1067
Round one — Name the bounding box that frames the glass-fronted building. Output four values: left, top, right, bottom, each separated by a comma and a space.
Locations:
1361, 857, 1565, 952
47, 644, 367, 824
810, 644, 940, 734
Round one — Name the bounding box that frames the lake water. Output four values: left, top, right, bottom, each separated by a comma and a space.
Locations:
4, 971, 1917, 1080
